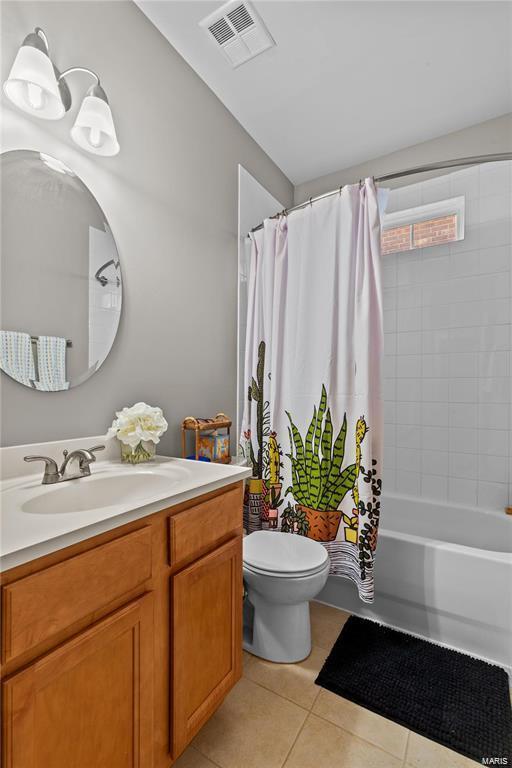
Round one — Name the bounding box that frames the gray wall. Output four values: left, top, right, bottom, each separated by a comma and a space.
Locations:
0, 0, 293, 450
294, 113, 512, 202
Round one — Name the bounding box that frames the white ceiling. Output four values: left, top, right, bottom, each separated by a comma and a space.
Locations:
136, 1, 512, 185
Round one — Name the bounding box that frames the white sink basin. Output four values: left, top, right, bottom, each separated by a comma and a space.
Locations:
1, 449, 252, 571
21, 471, 180, 515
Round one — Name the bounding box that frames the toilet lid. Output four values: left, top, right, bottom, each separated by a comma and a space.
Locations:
243, 531, 329, 575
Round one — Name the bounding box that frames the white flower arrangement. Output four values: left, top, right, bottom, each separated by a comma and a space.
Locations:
108, 402, 168, 463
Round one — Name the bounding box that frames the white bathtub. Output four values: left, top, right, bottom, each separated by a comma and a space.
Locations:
318, 494, 512, 674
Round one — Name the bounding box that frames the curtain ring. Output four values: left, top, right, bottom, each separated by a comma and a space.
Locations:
309, 197, 313, 207
359, 179, 363, 189
338, 185, 342, 195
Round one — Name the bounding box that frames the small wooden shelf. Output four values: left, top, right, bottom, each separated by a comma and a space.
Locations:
181, 413, 231, 464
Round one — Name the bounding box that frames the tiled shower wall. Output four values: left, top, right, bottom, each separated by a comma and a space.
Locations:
382, 161, 512, 510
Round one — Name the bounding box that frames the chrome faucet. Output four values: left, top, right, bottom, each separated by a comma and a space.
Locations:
24, 445, 105, 484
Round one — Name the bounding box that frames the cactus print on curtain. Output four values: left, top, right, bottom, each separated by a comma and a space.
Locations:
241, 180, 385, 603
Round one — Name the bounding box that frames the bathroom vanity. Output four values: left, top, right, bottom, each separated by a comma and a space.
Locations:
0, 440, 251, 767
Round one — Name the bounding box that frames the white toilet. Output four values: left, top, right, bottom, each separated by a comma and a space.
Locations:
243, 530, 330, 663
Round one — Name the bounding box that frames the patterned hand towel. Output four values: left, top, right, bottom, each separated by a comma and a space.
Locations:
34, 336, 70, 391
0, 330, 36, 387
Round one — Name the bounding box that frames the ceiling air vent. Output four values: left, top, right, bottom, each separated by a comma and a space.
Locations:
199, 1, 276, 68
227, 4, 254, 33
208, 17, 235, 46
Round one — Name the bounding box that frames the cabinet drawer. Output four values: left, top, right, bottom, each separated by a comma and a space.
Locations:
2, 526, 152, 663
169, 487, 242, 567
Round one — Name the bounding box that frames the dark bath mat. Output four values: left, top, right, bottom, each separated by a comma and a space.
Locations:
315, 615, 512, 764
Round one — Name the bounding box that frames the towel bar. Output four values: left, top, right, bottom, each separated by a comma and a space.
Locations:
30, 336, 72, 348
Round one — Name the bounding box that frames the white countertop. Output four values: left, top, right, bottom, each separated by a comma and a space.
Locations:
1, 441, 251, 571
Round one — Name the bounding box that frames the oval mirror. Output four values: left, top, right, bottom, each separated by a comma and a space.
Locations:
0, 150, 122, 391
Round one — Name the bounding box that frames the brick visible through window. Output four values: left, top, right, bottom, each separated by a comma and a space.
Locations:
381, 213, 458, 255
413, 214, 457, 248
381, 225, 412, 255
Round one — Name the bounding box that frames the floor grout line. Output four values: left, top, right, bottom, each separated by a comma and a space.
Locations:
309, 705, 410, 763
243, 676, 314, 713
279, 710, 311, 768
243, 644, 329, 712
245, 635, 413, 764
244, 665, 324, 713
402, 730, 411, 768
238, 609, 479, 768
310, 686, 322, 710
190, 743, 224, 768
250, 669, 411, 765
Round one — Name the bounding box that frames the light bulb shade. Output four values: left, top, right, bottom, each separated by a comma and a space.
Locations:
3, 44, 65, 119
71, 90, 119, 156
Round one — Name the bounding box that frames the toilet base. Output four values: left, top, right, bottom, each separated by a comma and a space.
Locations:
243, 592, 312, 663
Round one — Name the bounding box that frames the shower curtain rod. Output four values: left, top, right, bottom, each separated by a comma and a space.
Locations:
250, 152, 512, 234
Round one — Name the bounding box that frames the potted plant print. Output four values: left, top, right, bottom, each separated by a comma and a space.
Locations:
285, 386, 357, 542
280, 502, 309, 536
243, 341, 272, 532
263, 431, 284, 528
248, 341, 268, 480
343, 416, 368, 543
108, 402, 168, 464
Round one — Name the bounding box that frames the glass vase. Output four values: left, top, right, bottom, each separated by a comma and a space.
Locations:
121, 440, 156, 464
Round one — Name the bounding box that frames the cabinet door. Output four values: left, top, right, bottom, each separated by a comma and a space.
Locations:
2, 595, 153, 768
172, 536, 242, 756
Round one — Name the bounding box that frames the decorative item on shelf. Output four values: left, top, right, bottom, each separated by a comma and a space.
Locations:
108, 402, 168, 464
181, 413, 231, 464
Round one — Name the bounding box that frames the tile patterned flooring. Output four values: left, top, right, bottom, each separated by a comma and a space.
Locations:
175, 602, 476, 768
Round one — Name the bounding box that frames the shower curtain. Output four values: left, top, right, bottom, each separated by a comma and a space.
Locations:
241, 179, 384, 603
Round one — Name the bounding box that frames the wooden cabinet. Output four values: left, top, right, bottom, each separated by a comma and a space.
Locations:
2, 527, 152, 663
2, 595, 154, 768
0, 481, 244, 768
172, 537, 242, 756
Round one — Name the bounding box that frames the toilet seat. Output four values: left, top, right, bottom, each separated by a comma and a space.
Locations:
243, 559, 329, 579
243, 530, 329, 578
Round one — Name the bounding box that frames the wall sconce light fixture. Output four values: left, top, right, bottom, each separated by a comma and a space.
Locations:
3, 27, 120, 156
